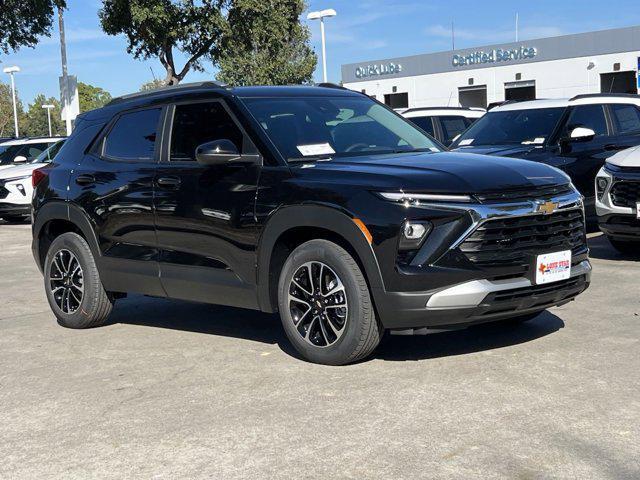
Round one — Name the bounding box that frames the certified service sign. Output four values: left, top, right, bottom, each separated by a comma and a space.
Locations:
453, 46, 538, 67
355, 62, 403, 79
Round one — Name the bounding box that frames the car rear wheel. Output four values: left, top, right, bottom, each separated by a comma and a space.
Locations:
278, 239, 382, 365
44, 232, 114, 329
608, 236, 640, 256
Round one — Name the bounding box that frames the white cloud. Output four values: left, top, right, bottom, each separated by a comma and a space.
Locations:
425, 24, 565, 45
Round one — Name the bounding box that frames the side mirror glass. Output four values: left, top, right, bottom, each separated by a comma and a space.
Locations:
195, 139, 241, 166
13, 155, 27, 163
569, 127, 596, 142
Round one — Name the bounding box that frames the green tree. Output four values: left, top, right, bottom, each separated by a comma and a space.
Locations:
0, 82, 27, 137
99, 0, 225, 86
0, 1, 66, 54
140, 79, 165, 91
23, 95, 65, 137
78, 82, 112, 112
216, 0, 317, 86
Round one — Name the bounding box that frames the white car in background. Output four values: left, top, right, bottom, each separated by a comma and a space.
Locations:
401, 107, 485, 146
596, 145, 640, 254
0, 139, 66, 223
0, 137, 65, 171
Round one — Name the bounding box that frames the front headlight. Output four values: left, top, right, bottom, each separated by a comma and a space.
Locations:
595, 168, 611, 201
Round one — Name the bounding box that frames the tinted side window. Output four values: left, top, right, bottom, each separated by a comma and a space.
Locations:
170, 102, 243, 162
104, 108, 161, 161
407, 116, 435, 137
610, 104, 640, 135
563, 105, 608, 137
25, 143, 50, 159
440, 116, 473, 145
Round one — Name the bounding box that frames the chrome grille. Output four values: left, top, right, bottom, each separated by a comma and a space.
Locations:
610, 181, 640, 208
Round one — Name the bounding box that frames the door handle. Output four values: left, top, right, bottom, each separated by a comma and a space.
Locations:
75, 174, 96, 186
156, 176, 181, 188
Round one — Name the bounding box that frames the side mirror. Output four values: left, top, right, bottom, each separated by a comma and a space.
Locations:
195, 139, 242, 166
569, 127, 596, 142
13, 155, 27, 164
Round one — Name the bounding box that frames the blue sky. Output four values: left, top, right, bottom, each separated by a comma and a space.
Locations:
1, 0, 640, 106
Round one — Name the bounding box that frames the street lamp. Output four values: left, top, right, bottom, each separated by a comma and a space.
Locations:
42, 104, 55, 137
3, 66, 21, 138
307, 8, 337, 83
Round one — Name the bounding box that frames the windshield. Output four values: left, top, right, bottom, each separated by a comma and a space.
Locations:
0, 145, 23, 166
33, 140, 66, 164
241, 96, 441, 161
453, 107, 565, 147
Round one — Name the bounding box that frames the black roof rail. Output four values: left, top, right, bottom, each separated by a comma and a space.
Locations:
570, 93, 640, 101
316, 82, 348, 90
402, 106, 479, 114
108, 81, 229, 106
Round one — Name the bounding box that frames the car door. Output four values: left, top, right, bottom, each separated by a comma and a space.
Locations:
154, 99, 262, 309
606, 103, 640, 150
69, 106, 165, 297
550, 104, 613, 206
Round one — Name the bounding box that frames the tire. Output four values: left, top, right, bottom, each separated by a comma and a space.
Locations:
608, 236, 640, 256
44, 232, 114, 329
278, 239, 382, 365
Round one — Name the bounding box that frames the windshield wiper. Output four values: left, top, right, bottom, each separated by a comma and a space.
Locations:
287, 155, 333, 163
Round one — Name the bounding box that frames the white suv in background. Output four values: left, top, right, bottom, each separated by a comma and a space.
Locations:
0, 137, 65, 171
596, 145, 640, 254
0, 139, 66, 222
401, 107, 485, 146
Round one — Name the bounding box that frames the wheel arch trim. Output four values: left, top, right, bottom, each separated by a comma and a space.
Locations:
256, 204, 385, 313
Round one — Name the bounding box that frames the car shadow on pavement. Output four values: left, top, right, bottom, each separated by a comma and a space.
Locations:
587, 233, 640, 261
109, 295, 300, 357
374, 311, 565, 362
111, 295, 565, 363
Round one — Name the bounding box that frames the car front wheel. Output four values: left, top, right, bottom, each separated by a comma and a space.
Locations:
278, 239, 382, 365
44, 232, 114, 329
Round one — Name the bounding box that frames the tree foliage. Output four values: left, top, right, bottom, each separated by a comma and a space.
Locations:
23, 94, 65, 137
140, 79, 165, 91
0, 82, 26, 137
216, 0, 317, 86
99, 0, 225, 86
0, 0, 66, 54
78, 82, 112, 112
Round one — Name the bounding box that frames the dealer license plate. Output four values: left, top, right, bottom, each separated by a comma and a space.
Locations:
535, 251, 572, 285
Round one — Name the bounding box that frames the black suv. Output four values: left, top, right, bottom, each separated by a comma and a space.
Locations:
451, 95, 640, 219
32, 83, 591, 365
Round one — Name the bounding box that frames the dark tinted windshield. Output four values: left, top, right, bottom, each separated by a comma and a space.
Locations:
241, 96, 440, 161
0, 145, 23, 166
33, 140, 66, 164
454, 107, 565, 147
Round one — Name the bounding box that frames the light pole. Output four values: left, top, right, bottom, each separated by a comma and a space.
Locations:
42, 104, 55, 137
3, 66, 21, 138
307, 9, 337, 83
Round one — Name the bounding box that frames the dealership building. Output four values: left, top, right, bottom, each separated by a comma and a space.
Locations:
341, 26, 640, 109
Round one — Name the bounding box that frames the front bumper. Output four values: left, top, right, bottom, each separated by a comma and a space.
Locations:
375, 260, 591, 330
596, 166, 640, 240
0, 202, 31, 216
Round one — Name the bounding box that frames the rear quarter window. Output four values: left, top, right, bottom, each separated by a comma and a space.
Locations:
611, 104, 640, 135
103, 108, 161, 161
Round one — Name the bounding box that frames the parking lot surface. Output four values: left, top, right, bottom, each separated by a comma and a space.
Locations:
0, 222, 638, 479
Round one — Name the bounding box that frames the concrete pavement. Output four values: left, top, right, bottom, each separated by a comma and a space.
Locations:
0, 223, 638, 479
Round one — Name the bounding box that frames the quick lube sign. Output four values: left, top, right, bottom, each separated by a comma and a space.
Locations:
453, 46, 538, 67
355, 62, 403, 79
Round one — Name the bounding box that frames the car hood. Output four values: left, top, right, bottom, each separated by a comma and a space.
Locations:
607, 145, 640, 168
0, 162, 44, 179
292, 151, 568, 194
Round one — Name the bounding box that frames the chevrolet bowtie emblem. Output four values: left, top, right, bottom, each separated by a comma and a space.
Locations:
536, 201, 559, 215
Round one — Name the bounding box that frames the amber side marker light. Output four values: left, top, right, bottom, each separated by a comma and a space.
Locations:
353, 218, 373, 244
